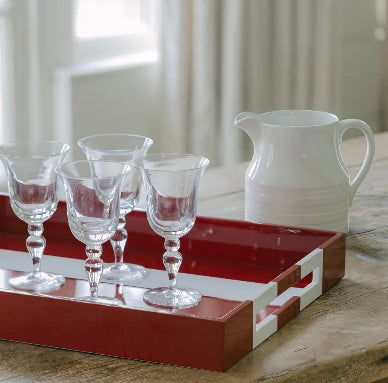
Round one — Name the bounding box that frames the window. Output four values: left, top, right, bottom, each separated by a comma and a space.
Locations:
75, 0, 145, 39
0, 0, 159, 155
72, 0, 158, 64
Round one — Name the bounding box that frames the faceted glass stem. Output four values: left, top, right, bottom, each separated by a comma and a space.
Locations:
163, 238, 182, 291
103, 214, 147, 282
26, 224, 46, 275
143, 236, 201, 309
9, 223, 65, 293
84, 245, 103, 299
110, 216, 127, 266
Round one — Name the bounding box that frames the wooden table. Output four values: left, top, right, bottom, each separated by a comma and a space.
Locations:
1, 132, 388, 382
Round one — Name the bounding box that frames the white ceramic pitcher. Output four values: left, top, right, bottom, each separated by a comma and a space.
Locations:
235, 110, 375, 233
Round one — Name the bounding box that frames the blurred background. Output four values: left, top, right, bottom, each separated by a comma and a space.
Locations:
0, 0, 386, 191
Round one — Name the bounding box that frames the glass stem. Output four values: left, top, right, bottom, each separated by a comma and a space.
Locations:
163, 238, 182, 290
110, 216, 127, 265
84, 245, 103, 299
26, 224, 46, 275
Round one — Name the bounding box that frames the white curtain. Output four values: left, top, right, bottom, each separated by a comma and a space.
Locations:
157, 0, 338, 166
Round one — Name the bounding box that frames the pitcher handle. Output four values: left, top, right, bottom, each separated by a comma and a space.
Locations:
336, 119, 375, 206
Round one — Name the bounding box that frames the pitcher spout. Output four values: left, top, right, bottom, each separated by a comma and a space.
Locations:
234, 111, 262, 145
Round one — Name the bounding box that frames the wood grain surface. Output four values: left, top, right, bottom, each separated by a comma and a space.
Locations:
1, 133, 388, 382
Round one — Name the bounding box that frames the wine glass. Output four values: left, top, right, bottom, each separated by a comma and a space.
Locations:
56, 160, 130, 304
0, 140, 70, 293
78, 134, 153, 282
134, 153, 209, 309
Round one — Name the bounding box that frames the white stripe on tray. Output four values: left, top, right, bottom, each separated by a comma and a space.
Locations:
0, 248, 266, 302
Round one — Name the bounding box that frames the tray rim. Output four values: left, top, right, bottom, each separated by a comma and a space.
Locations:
0, 193, 346, 371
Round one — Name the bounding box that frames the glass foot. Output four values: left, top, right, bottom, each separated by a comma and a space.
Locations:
9, 271, 65, 293
77, 295, 124, 306
102, 263, 147, 283
143, 287, 201, 309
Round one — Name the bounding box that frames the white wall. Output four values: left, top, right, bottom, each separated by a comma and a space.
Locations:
68, 62, 161, 160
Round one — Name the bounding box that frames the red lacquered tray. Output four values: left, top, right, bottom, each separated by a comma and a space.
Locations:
0, 194, 345, 371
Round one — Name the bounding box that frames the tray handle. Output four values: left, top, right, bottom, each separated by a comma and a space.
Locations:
252, 249, 323, 348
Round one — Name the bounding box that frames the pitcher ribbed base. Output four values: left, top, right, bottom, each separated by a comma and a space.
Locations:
245, 184, 349, 232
